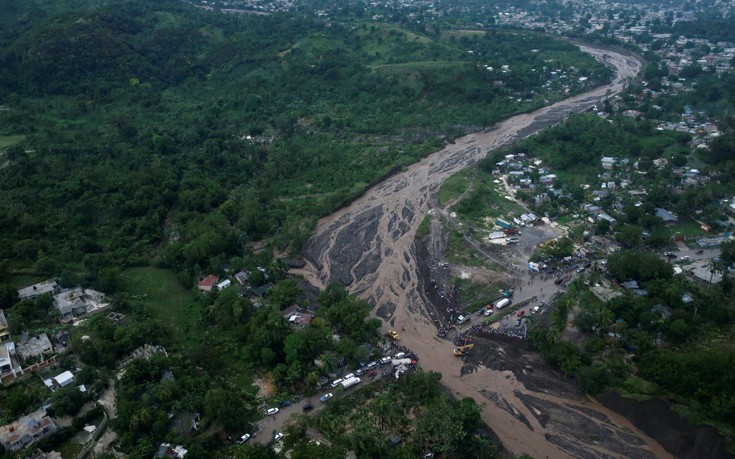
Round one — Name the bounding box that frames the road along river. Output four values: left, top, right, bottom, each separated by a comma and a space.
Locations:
295, 44, 672, 458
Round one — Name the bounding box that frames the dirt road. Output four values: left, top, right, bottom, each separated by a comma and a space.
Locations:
297, 44, 672, 458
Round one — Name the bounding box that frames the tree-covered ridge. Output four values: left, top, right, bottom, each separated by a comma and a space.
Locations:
0, 0, 609, 280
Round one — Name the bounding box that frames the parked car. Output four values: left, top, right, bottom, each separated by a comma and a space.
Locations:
320, 393, 333, 402
237, 434, 251, 444
696, 250, 704, 254
266, 407, 279, 415
280, 400, 292, 408
681, 255, 690, 261
343, 373, 355, 380
532, 306, 540, 315
380, 356, 391, 365
367, 369, 378, 378
366, 361, 378, 369
394, 352, 405, 359
330, 378, 343, 388
303, 402, 314, 412
514, 318, 522, 327
274, 432, 284, 442
517, 310, 525, 317
355, 368, 367, 376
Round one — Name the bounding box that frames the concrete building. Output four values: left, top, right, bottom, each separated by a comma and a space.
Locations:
0, 409, 57, 452
17, 280, 59, 302
16, 334, 54, 362
0, 310, 9, 343
53, 288, 110, 323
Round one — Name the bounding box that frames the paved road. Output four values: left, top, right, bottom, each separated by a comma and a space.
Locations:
248, 364, 397, 445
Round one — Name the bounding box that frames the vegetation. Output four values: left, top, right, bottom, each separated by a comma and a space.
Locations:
0, 0, 609, 286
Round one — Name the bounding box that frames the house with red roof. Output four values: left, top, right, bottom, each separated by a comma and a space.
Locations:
197, 275, 219, 293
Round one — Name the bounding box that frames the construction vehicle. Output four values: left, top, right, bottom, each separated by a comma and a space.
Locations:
539, 238, 557, 249
454, 344, 474, 356
386, 330, 400, 341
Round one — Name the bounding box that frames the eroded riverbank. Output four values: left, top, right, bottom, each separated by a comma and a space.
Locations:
296, 43, 664, 457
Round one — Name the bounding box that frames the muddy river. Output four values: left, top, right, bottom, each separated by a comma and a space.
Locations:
295, 43, 673, 458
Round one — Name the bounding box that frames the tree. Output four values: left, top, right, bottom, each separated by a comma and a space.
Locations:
51, 384, 88, 417
204, 388, 252, 433
617, 224, 643, 248
0, 286, 19, 309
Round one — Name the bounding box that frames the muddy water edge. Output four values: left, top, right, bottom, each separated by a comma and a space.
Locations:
294, 43, 690, 457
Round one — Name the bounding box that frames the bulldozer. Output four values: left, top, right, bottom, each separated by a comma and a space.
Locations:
454, 344, 474, 356
386, 330, 400, 341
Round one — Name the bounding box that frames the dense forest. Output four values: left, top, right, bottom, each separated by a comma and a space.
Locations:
0, 0, 615, 457
0, 0, 609, 287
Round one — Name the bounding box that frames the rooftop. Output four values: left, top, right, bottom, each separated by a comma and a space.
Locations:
17, 280, 58, 301
0, 409, 57, 452
655, 207, 679, 223
16, 334, 54, 361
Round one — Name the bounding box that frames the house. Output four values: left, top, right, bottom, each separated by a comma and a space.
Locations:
16, 334, 53, 362
235, 271, 249, 286
601, 157, 616, 170
281, 304, 300, 319
651, 304, 673, 319
0, 310, 9, 342
288, 312, 314, 327
53, 288, 110, 323
156, 443, 188, 459
197, 275, 219, 293
216, 279, 231, 290
17, 280, 59, 302
598, 213, 616, 223
655, 208, 679, 224
52, 370, 74, 389
0, 409, 57, 452
0, 344, 12, 374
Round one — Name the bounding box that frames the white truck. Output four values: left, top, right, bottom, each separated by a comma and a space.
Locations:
456, 314, 469, 325
340, 377, 361, 389
495, 298, 511, 309
392, 358, 413, 367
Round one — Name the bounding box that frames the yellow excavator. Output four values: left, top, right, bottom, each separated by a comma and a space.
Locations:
454, 344, 474, 356
386, 330, 400, 341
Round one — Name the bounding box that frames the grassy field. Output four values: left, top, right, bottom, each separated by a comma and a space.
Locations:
371, 61, 470, 75
117, 267, 258, 392
438, 169, 473, 206
440, 29, 486, 41
118, 267, 197, 347
0, 134, 25, 152
667, 219, 708, 238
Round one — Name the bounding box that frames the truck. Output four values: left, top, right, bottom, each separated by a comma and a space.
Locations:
340, 377, 361, 390
495, 219, 512, 229
495, 298, 511, 309
456, 314, 469, 325
392, 358, 413, 367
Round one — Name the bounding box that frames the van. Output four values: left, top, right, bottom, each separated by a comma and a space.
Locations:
495, 298, 510, 309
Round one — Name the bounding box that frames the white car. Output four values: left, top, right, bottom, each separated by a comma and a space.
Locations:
380, 356, 391, 364
532, 306, 540, 314
330, 378, 343, 388
266, 407, 279, 415
343, 373, 355, 380
274, 432, 284, 442
394, 352, 405, 359
237, 433, 250, 444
